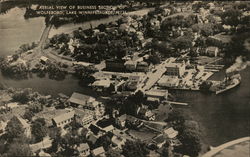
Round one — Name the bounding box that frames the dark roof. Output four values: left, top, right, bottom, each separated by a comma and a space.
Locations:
89, 124, 101, 135
153, 134, 166, 144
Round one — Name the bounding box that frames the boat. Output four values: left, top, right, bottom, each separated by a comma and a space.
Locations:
212, 73, 241, 95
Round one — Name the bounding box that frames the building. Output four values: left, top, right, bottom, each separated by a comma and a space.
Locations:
136, 61, 149, 72
40, 56, 49, 64
152, 134, 166, 148
145, 89, 168, 101
116, 114, 127, 129
76, 143, 90, 157
0, 121, 7, 135
105, 59, 125, 71
68, 92, 91, 107
85, 97, 99, 111
206, 46, 219, 57
92, 79, 111, 92
164, 127, 178, 139
92, 146, 106, 157
111, 135, 126, 149
74, 109, 95, 126
158, 76, 179, 88
165, 63, 185, 77
52, 110, 75, 128
137, 107, 156, 121
125, 60, 137, 71
17, 116, 31, 138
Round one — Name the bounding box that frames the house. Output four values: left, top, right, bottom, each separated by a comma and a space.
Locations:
38, 150, 51, 157
76, 143, 90, 157
165, 62, 185, 77
40, 56, 49, 64
85, 97, 99, 111
52, 110, 75, 128
68, 92, 91, 107
158, 76, 179, 88
111, 135, 126, 149
87, 133, 98, 145
125, 60, 137, 71
145, 89, 168, 101
92, 79, 111, 92
163, 127, 178, 139
152, 134, 166, 148
6, 102, 18, 109
74, 109, 95, 126
116, 114, 127, 129
92, 146, 106, 157
137, 107, 155, 121
17, 116, 31, 138
0, 121, 7, 135
206, 46, 219, 57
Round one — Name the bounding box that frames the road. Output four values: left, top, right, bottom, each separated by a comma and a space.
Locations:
136, 58, 175, 93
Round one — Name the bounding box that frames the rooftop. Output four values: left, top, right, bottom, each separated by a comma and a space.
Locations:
68, 92, 91, 106
52, 110, 75, 124
77, 143, 90, 152
92, 146, 105, 156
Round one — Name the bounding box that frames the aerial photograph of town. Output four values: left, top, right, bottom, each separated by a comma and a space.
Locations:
0, 0, 249, 157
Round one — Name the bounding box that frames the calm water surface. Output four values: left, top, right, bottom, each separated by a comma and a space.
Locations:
0, 7, 249, 146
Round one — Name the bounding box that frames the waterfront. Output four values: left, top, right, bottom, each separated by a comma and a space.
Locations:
0, 7, 250, 147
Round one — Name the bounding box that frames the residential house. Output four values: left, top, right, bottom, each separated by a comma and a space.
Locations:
163, 127, 178, 139
38, 150, 51, 157
0, 121, 7, 135
76, 143, 90, 157
40, 56, 49, 64
92, 79, 111, 92
74, 109, 95, 126
116, 114, 127, 129
111, 135, 126, 149
137, 107, 156, 121
206, 46, 219, 57
85, 97, 99, 111
52, 110, 75, 128
17, 116, 31, 138
92, 146, 106, 157
165, 62, 185, 77
87, 133, 98, 145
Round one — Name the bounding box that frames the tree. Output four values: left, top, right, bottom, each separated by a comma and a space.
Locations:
95, 135, 112, 151
7, 142, 32, 157
23, 109, 35, 121
221, 9, 242, 28
31, 118, 48, 142
172, 36, 192, 50
176, 129, 202, 157
5, 116, 24, 140
12, 88, 31, 104
122, 140, 149, 157
166, 109, 185, 131
106, 149, 121, 157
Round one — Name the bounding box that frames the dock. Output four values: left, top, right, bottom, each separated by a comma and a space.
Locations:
166, 101, 189, 106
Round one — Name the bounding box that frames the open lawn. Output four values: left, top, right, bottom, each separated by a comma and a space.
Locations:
128, 127, 158, 142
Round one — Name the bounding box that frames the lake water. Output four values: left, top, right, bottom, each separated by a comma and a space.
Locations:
0, 7, 249, 146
